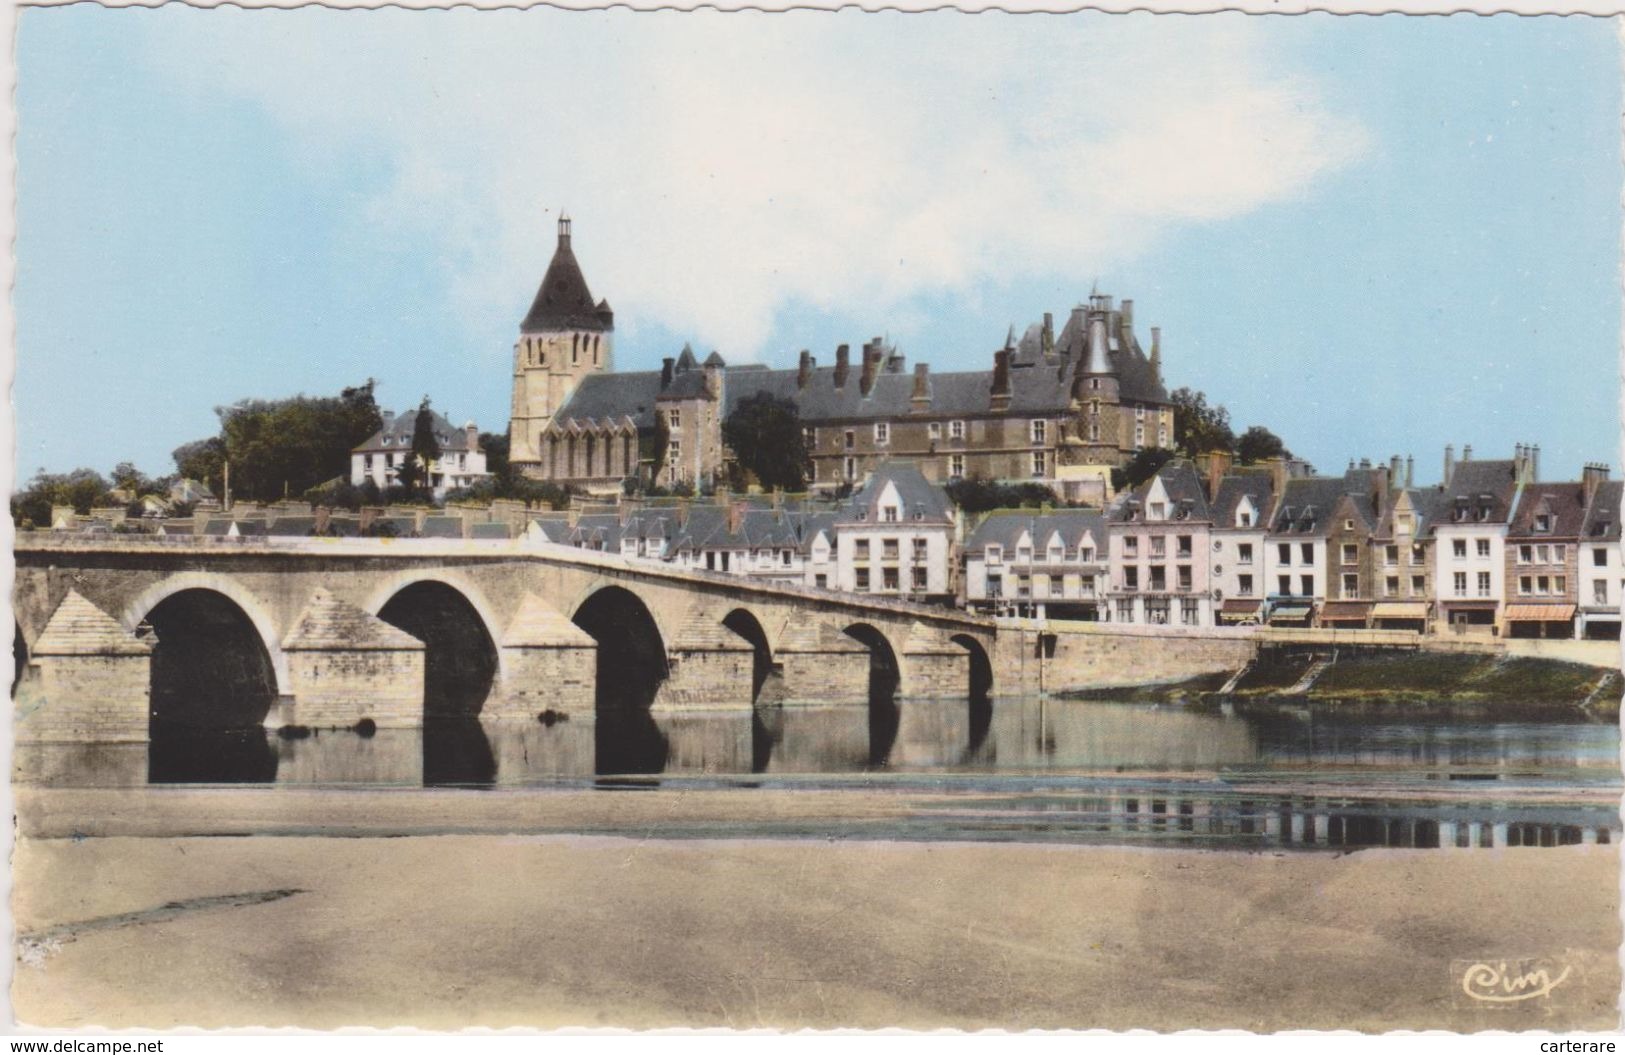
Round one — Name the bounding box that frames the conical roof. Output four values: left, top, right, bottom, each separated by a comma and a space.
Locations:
521, 220, 610, 334
283, 590, 424, 652
502, 593, 596, 649
32, 590, 151, 656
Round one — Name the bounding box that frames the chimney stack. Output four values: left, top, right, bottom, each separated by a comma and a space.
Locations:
912, 363, 931, 409
661, 357, 675, 388
1121, 299, 1134, 330
1531, 444, 1540, 482
797, 350, 813, 390
1042, 312, 1055, 356
834, 345, 850, 389
990, 349, 1012, 411
1583, 463, 1611, 503
1389, 455, 1401, 486
1444, 444, 1455, 484
859, 341, 882, 397
1149, 327, 1162, 381
1405, 454, 1414, 488
1463, 444, 1473, 462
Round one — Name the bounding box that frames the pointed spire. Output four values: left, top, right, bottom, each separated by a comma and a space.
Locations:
521, 213, 608, 334
1004, 324, 1017, 350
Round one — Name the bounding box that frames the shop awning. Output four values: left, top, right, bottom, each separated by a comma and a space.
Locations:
1504, 604, 1577, 621
1440, 600, 1499, 610
1268, 606, 1312, 621
1319, 601, 1373, 620
1371, 602, 1430, 620
1220, 600, 1263, 615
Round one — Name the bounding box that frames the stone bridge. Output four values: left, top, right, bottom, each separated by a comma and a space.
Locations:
13, 535, 996, 744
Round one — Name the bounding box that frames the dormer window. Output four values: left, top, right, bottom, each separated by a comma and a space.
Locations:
882, 505, 898, 523
987, 544, 1003, 564
1534, 513, 1552, 533
1149, 502, 1166, 520
1238, 511, 1254, 528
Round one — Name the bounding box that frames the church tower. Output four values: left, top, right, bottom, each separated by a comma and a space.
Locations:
509, 215, 615, 473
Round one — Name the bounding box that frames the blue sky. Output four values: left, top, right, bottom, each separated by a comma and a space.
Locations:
14, 10, 1621, 486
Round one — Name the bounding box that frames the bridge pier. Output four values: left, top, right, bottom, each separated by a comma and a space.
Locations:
776, 623, 871, 705
280, 590, 426, 729
15, 590, 153, 744
652, 612, 755, 712
899, 623, 970, 700
489, 594, 597, 719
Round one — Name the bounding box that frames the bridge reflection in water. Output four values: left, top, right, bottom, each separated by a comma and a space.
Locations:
17, 697, 1618, 852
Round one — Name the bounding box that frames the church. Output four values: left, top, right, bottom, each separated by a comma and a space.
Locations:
508, 218, 1176, 503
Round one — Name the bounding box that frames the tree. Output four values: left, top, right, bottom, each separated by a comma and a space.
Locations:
10, 467, 115, 527
213, 380, 384, 502
410, 397, 442, 471
1169, 387, 1235, 458
641, 415, 670, 487
1236, 425, 1291, 464
1111, 447, 1175, 492
110, 461, 151, 496
944, 479, 1060, 515
172, 436, 227, 495
479, 431, 510, 480
722, 393, 809, 491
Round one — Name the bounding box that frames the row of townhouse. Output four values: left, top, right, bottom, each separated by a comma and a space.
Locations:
963, 445, 1622, 639
525, 462, 961, 604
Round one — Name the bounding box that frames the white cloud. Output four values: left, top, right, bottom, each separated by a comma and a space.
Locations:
139, 9, 1369, 358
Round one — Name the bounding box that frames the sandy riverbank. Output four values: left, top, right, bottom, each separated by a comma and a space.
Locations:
12, 827, 1620, 1031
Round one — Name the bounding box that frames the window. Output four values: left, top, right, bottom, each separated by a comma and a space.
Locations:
781, 549, 793, 567
668, 409, 681, 429
1342, 573, 1359, 595
1049, 574, 1065, 596
1278, 543, 1292, 565
844, 457, 857, 481
1080, 547, 1095, 563
1300, 543, 1314, 565
1595, 547, 1612, 568
1032, 452, 1046, 478
987, 544, 1003, 564
1181, 599, 1200, 625
1595, 580, 1609, 604
668, 440, 682, 475
1386, 575, 1400, 597
913, 567, 929, 591
1278, 575, 1292, 595
882, 506, 898, 524
1017, 545, 1032, 563
1454, 571, 1468, 597
1452, 539, 1467, 559
1300, 575, 1314, 596
949, 454, 965, 479
1123, 536, 1139, 557
1176, 566, 1192, 591
882, 539, 899, 560
1238, 574, 1254, 596
1149, 567, 1166, 591
1554, 575, 1567, 595
1476, 538, 1491, 558
1081, 576, 1096, 597
1146, 599, 1170, 625
1236, 543, 1254, 566
882, 567, 899, 591
815, 574, 828, 590
844, 430, 856, 450
1537, 575, 1551, 595
1384, 545, 1399, 567
1016, 575, 1031, 598
1115, 599, 1134, 622
1554, 544, 1567, 563
1519, 575, 1533, 596
928, 422, 942, 440
1477, 571, 1491, 597
1238, 510, 1254, 528
1048, 544, 1063, 562
1150, 536, 1167, 558
1159, 427, 1169, 447
1149, 502, 1166, 520
804, 426, 817, 449
949, 420, 965, 441
855, 539, 870, 560
364, 454, 373, 470
874, 422, 890, 446
1177, 535, 1193, 558
1124, 567, 1140, 590
855, 567, 871, 591
1412, 574, 1425, 595
1135, 405, 1146, 421
908, 539, 925, 562
1535, 514, 1552, 533
1344, 519, 1355, 531
1519, 545, 1533, 564
987, 574, 1003, 598
1135, 424, 1145, 447
1342, 544, 1358, 565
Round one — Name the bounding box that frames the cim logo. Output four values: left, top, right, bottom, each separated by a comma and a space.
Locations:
1456, 958, 1573, 1006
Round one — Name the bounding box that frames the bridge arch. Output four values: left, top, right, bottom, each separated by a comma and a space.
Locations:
13, 620, 27, 699
843, 622, 901, 701
366, 575, 502, 719
120, 573, 289, 696
572, 585, 670, 774
951, 634, 995, 700
139, 587, 281, 731
722, 608, 774, 701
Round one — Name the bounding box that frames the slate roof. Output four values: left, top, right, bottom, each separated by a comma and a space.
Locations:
419, 516, 465, 539
1507, 482, 1589, 539
966, 509, 1107, 556
837, 462, 955, 526
1112, 461, 1211, 524
1210, 472, 1275, 530
470, 522, 513, 540
268, 516, 318, 537
1267, 475, 1362, 538
521, 225, 611, 333
1581, 480, 1622, 542
355, 408, 477, 453
1439, 459, 1521, 525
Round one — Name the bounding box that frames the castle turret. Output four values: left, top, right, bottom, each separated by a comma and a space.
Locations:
509, 215, 615, 474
